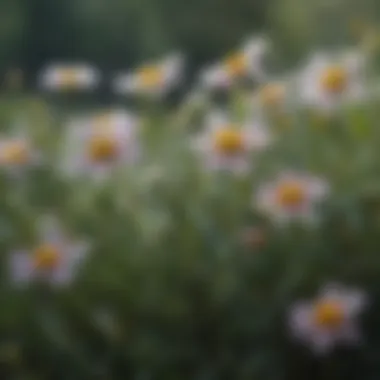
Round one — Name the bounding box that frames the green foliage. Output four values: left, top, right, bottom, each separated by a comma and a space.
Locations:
0, 0, 26, 69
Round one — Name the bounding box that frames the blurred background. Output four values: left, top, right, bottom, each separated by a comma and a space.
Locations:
1, 0, 380, 90
1, 1, 380, 378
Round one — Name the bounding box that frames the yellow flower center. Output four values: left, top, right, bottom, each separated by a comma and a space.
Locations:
276, 181, 306, 207
88, 135, 119, 162
260, 83, 286, 107
214, 127, 244, 155
33, 244, 61, 270
320, 66, 347, 93
224, 53, 248, 78
58, 69, 79, 88
313, 300, 345, 329
1, 142, 30, 165
138, 66, 163, 89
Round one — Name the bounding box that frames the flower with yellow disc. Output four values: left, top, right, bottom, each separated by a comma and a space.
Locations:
39, 63, 100, 92
255, 171, 329, 223
0, 131, 41, 173
288, 283, 368, 354
199, 36, 269, 91
9, 216, 90, 287
113, 53, 184, 97
60, 110, 140, 180
298, 50, 367, 111
194, 112, 272, 174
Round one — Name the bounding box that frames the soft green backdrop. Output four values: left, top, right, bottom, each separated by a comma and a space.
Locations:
1, 0, 379, 80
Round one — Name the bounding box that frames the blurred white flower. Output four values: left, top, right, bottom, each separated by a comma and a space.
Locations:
9, 216, 90, 287
0, 128, 41, 174
298, 50, 367, 111
255, 171, 329, 223
199, 36, 269, 91
289, 283, 368, 354
194, 112, 272, 174
254, 80, 288, 109
113, 53, 184, 97
61, 110, 140, 180
39, 63, 100, 92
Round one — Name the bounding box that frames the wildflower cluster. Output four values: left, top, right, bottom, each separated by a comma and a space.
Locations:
0, 35, 379, 379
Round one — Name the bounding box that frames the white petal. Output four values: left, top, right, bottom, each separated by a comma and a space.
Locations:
307, 177, 329, 200
224, 155, 251, 174
243, 36, 269, 80
299, 54, 333, 108
200, 66, 232, 90
202, 152, 247, 174
310, 330, 337, 355
319, 284, 368, 317
161, 53, 184, 88
243, 36, 269, 61
202, 152, 225, 171
9, 251, 34, 285
50, 263, 76, 286
50, 242, 89, 286
78, 67, 100, 88
119, 143, 140, 165
88, 163, 114, 182
288, 301, 315, 340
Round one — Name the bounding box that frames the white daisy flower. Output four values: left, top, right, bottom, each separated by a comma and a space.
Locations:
255, 171, 328, 223
194, 112, 272, 174
39, 63, 100, 92
113, 53, 184, 97
0, 129, 41, 174
61, 110, 140, 180
199, 36, 269, 91
9, 216, 90, 287
298, 50, 367, 111
289, 283, 368, 354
